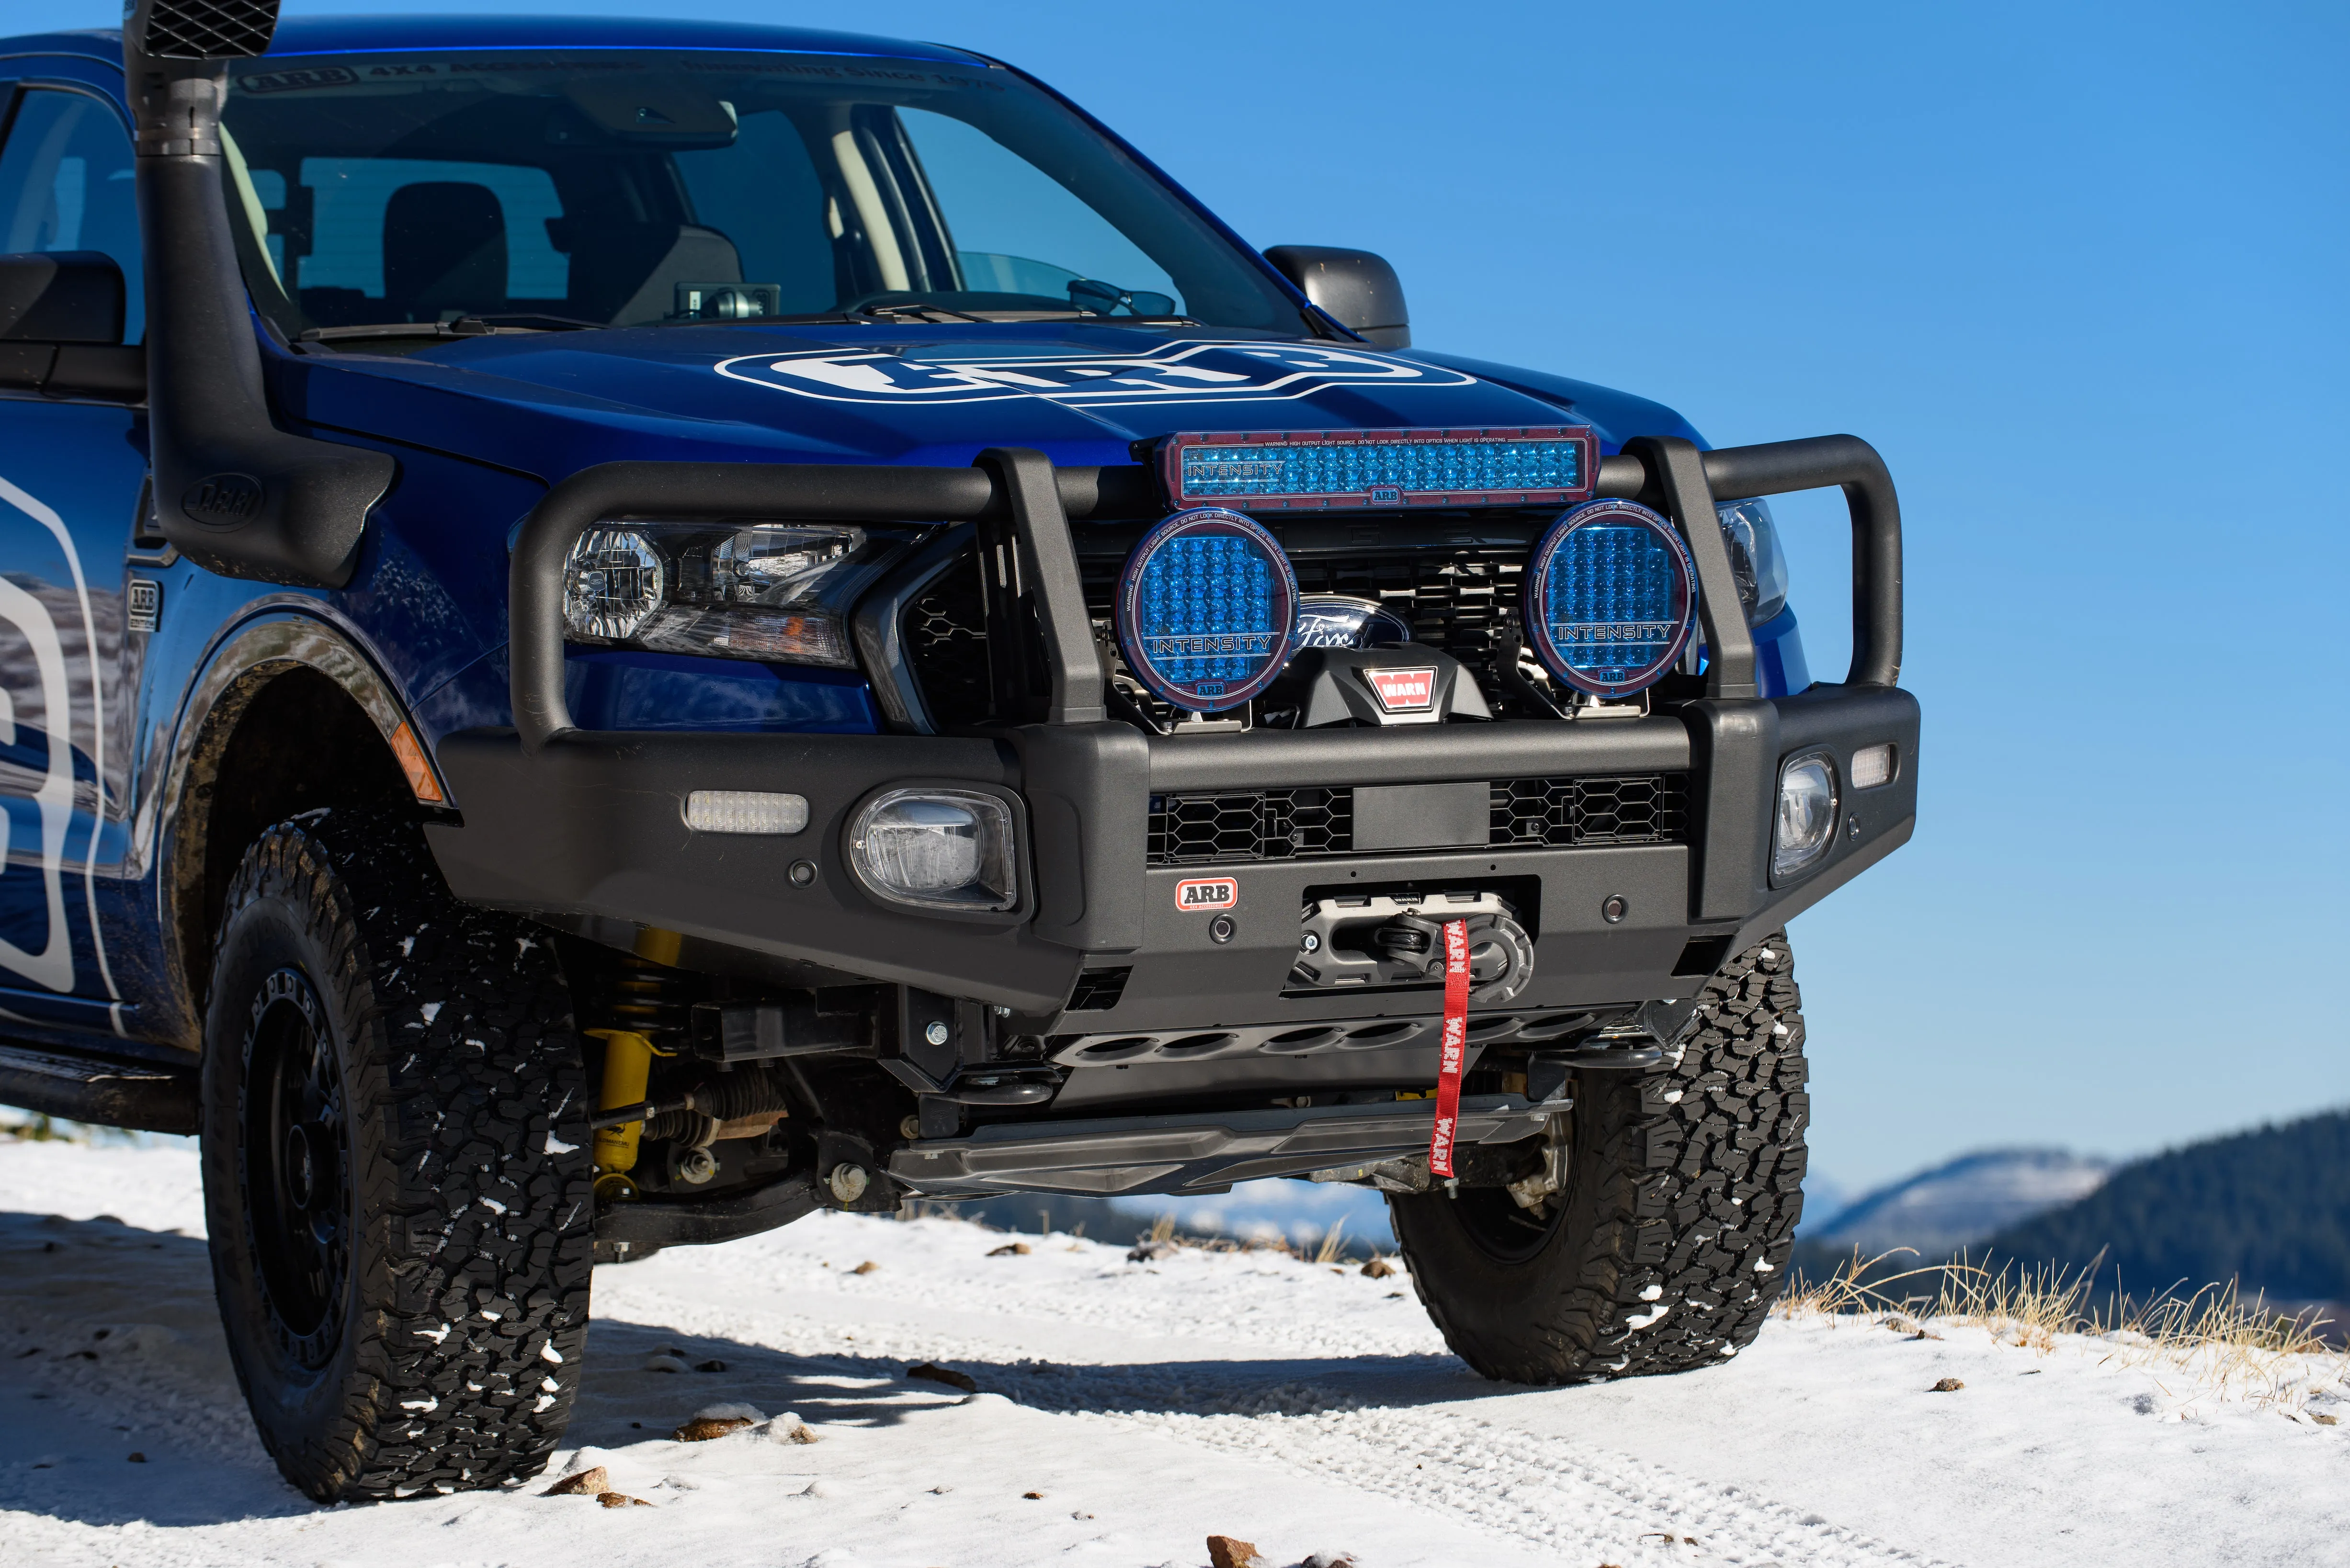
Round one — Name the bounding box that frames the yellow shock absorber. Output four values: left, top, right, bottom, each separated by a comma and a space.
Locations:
588, 1027, 670, 1199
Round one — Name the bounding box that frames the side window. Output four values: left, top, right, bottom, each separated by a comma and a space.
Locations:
0, 87, 143, 342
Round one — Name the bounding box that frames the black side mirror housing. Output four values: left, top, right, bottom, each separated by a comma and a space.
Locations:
0, 251, 145, 402
1263, 245, 1409, 348
0, 251, 126, 344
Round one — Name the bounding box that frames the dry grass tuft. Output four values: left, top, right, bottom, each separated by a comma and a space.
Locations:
1776, 1248, 2348, 1413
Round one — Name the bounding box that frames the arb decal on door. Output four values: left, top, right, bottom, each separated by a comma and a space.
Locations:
1174, 877, 1238, 913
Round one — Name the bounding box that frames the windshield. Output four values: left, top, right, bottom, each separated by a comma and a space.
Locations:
219, 49, 1303, 337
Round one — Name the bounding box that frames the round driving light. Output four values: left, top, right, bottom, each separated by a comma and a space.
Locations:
563, 527, 666, 642
1522, 499, 1698, 697
1772, 752, 1840, 880
1114, 508, 1298, 712
848, 788, 1018, 912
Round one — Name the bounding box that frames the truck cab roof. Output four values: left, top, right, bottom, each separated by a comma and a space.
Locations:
3, 14, 987, 68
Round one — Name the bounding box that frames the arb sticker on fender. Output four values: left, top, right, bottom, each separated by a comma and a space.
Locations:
1174, 877, 1239, 913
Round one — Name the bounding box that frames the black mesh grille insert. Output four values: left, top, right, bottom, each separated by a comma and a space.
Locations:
140, 0, 279, 58
1489, 774, 1690, 847
1147, 789, 1353, 865
904, 559, 989, 730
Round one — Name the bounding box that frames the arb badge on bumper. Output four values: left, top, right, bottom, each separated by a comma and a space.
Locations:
1175, 877, 1239, 912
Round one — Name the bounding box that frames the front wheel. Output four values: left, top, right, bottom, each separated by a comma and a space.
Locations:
1391, 934, 1809, 1382
200, 807, 594, 1500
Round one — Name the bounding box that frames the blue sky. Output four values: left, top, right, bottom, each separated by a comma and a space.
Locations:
34, 0, 2349, 1187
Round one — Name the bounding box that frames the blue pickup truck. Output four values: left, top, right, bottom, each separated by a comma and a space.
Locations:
0, 2, 1916, 1502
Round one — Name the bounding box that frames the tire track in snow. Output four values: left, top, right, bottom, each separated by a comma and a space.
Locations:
989, 1362, 1954, 1568
594, 1283, 1949, 1568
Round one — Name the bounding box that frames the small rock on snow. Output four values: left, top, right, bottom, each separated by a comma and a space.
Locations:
1360, 1257, 1396, 1279
692, 1401, 768, 1423
988, 1242, 1032, 1256
756, 1415, 820, 1445
542, 1466, 609, 1497
672, 1416, 756, 1442
643, 1353, 692, 1374
597, 1491, 654, 1509
850, 1260, 880, 1275
907, 1362, 978, 1393
1931, 1377, 1965, 1392
1206, 1535, 1271, 1568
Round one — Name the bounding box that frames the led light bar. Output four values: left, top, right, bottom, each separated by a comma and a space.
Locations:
1160, 426, 1598, 512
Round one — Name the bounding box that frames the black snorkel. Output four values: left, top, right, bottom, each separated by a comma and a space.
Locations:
124, 0, 394, 587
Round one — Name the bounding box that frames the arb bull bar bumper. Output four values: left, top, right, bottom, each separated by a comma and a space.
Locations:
426, 435, 1917, 1192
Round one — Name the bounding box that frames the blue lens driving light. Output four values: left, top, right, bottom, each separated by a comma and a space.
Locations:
1115, 508, 1299, 711
1524, 499, 1698, 698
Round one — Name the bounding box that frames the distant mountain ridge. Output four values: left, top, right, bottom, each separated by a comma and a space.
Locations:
1983, 1109, 2350, 1303
1805, 1148, 2113, 1256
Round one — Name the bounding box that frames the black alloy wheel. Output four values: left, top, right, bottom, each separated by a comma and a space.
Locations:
238, 967, 352, 1369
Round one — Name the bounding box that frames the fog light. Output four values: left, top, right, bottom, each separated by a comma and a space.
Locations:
1851, 743, 1896, 790
683, 790, 808, 835
1773, 753, 1839, 880
849, 789, 1018, 912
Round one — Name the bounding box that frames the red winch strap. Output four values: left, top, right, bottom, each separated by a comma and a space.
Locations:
1429, 918, 1471, 1178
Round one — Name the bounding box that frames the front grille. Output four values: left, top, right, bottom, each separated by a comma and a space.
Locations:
1285, 546, 1524, 692
1490, 774, 1690, 847
1143, 775, 1690, 864
900, 518, 1555, 729
904, 559, 990, 729
1147, 788, 1353, 865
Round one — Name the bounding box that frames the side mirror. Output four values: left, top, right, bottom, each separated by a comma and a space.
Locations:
0, 251, 125, 344
0, 252, 143, 402
1263, 245, 1409, 348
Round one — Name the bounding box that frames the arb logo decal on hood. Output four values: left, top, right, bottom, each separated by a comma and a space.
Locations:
715, 341, 1476, 407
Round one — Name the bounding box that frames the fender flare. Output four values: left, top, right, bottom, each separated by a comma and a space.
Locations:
140, 606, 444, 1047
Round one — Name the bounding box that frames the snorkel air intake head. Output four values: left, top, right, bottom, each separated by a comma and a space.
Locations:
124, 0, 395, 587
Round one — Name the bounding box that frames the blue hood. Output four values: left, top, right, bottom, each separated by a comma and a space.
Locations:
279, 323, 1704, 490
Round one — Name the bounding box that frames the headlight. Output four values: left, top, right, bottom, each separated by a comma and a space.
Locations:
1715, 498, 1789, 626
1772, 752, 1839, 880
849, 789, 1019, 912
560, 521, 912, 667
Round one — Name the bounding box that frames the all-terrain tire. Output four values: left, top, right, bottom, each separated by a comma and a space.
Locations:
198, 806, 594, 1500
1390, 933, 1809, 1382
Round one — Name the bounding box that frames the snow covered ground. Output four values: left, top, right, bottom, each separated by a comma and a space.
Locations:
2, 1138, 2344, 1568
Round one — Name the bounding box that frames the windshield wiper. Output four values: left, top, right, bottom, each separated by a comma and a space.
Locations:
297, 314, 603, 346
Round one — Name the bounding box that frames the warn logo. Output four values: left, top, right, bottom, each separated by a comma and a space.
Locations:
1364, 667, 1438, 712
1174, 877, 1238, 913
